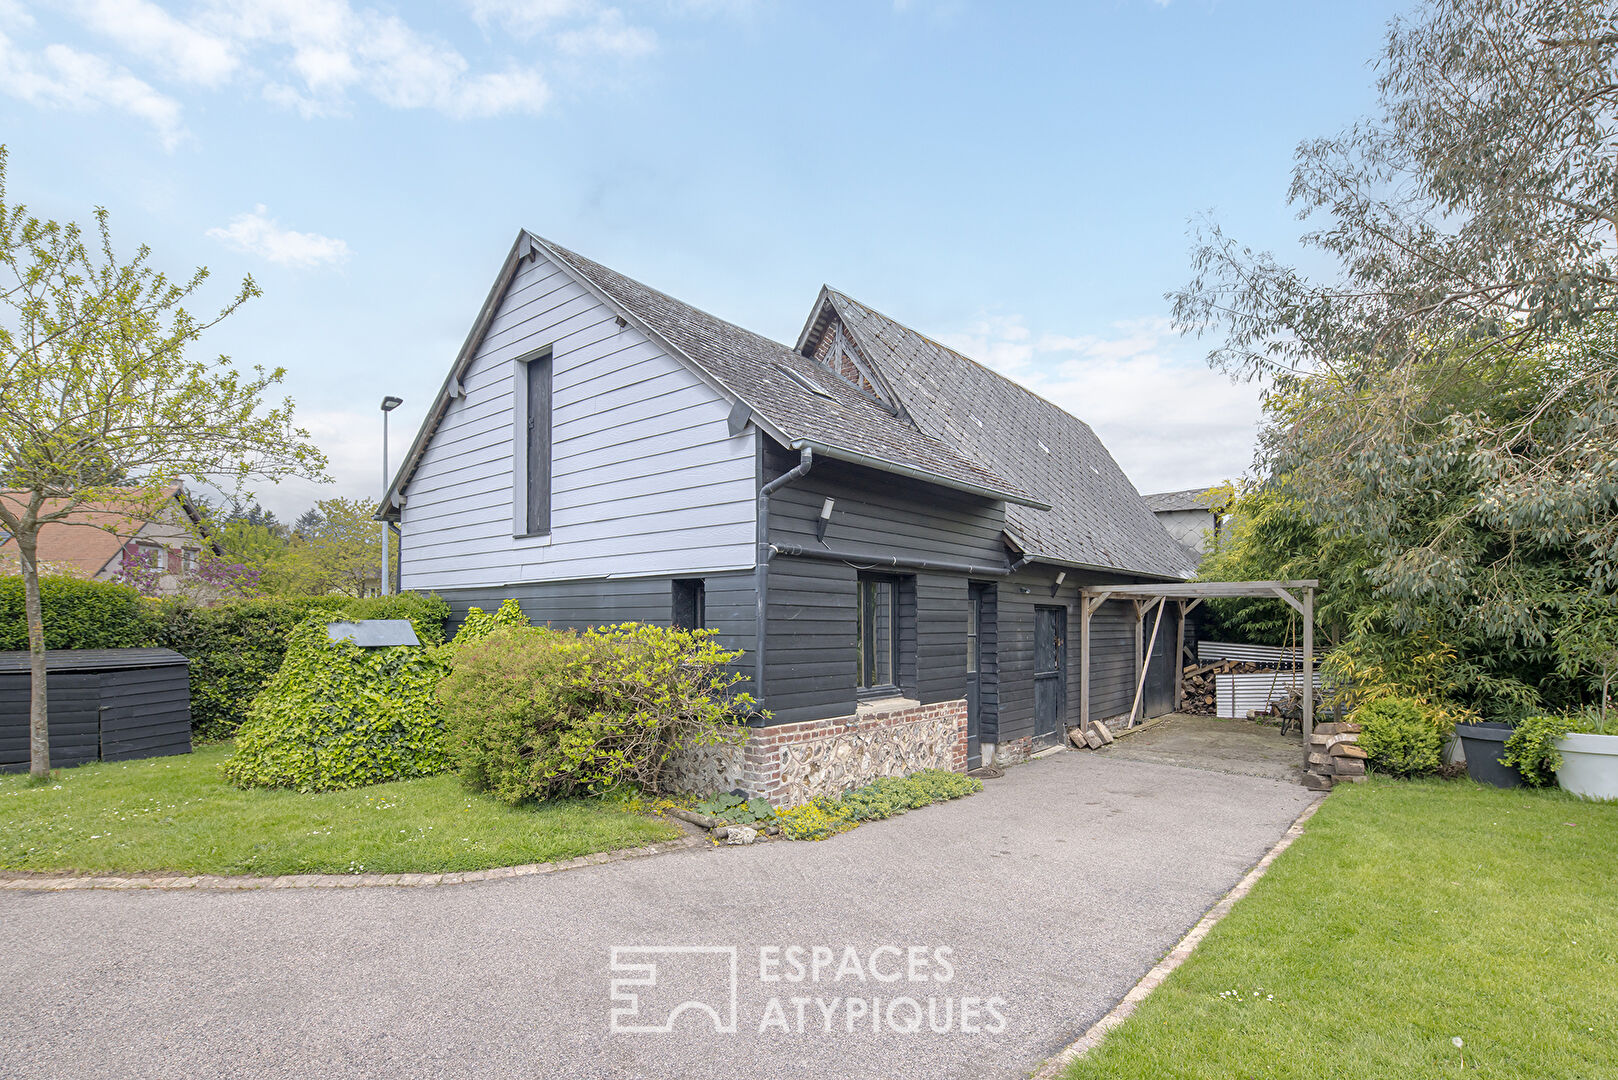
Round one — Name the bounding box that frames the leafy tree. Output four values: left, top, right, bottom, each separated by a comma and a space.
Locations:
270, 497, 392, 597
0, 148, 327, 776
1178, 0, 1618, 720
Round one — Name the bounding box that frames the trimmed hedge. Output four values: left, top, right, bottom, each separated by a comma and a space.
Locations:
0, 575, 150, 650
1354, 696, 1448, 778
148, 593, 450, 741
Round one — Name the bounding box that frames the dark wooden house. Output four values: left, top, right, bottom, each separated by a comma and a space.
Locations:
381, 233, 1195, 803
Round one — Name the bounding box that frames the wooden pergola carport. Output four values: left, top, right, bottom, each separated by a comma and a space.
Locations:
1078, 580, 1320, 737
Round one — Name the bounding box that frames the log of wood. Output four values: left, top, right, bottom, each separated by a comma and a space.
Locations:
666, 807, 720, 830
1329, 743, 1369, 759
1331, 758, 1367, 776
1084, 729, 1104, 749
1303, 772, 1334, 790
1069, 727, 1088, 750
1090, 721, 1116, 744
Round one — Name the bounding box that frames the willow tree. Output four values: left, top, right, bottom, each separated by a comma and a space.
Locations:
1175, 0, 1618, 714
0, 148, 328, 777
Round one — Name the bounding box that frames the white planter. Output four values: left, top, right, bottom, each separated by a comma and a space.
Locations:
1555, 732, 1618, 800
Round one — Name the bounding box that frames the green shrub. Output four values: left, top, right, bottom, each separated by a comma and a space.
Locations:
0, 575, 151, 649
691, 791, 775, 825
220, 615, 450, 791
1354, 696, 1449, 777
438, 622, 754, 804
449, 598, 530, 647
148, 592, 449, 740
1503, 714, 1580, 787
775, 797, 854, 840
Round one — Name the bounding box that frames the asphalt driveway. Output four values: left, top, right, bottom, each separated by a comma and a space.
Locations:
0, 748, 1316, 1080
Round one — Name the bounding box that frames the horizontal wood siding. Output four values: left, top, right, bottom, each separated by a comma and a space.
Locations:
763, 445, 1007, 567
765, 558, 857, 726
0, 673, 100, 771
434, 571, 756, 687
915, 574, 967, 706
99, 666, 192, 762
759, 443, 1000, 726
399, 252, 758, 591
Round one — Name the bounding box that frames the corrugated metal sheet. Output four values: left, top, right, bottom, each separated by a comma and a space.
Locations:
1198, 641, 1307, 667
1217, 671, 1324, 718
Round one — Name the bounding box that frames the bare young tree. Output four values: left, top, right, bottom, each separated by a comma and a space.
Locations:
0, 148, 328, 777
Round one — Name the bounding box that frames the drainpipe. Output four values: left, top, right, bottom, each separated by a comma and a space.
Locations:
754, 447, 814, 712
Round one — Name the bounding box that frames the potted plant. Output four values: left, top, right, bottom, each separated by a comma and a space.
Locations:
1501, 714, 1577, 788
1554, 709, 1618, 800
1454, 719, 1523, 788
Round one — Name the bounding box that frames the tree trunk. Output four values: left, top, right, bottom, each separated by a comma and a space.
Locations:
18, 534, 50, 777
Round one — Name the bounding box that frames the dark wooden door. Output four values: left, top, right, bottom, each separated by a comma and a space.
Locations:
1034, 605, 1066, 742
966, 582, 992, 768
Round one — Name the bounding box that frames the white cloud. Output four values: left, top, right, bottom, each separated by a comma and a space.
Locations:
466, 0, 587, 37
555, 9, 656, 57
0, 31, 185, 147
936, 313, 1267, 495
206, 205, 351, 267
69, 0, 237, 85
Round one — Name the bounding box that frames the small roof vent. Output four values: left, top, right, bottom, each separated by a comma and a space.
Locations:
776, 364, 835, 400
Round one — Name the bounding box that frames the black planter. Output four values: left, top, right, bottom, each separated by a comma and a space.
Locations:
1454, 722, 1523, 788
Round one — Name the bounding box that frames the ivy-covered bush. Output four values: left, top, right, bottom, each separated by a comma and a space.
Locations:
221, 615, 451, 791
449, 598, 530, 647
148, 592, 449, 740
438, 622, 753, 804
0, 575, 151, 649
1353, 696, 1448, 778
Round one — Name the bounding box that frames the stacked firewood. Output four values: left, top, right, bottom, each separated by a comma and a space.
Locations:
1179, 659, 1283, 715
1304, 722, 1367, 790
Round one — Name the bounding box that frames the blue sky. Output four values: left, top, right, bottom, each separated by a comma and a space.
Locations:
0, 0, 1405, 518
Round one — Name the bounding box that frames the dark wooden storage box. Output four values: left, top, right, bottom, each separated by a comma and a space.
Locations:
0, 649, 191, 771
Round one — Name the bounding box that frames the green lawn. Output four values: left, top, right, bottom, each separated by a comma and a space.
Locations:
1066, 779, 1618, 1080
0, 744, 681, 876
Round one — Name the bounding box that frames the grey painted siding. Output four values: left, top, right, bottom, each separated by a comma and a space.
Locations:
764, 558, 858, 725
399, 252, 758, 591
764, 445, 1007, 567
760, 445, 1003, 726
99, 666, 191, 762
433, 570, 758, 690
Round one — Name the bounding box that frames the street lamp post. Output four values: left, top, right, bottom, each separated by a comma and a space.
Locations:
381, 395, 403, 596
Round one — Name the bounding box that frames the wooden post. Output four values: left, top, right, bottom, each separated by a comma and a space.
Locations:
1132, 601, 1144, 711
1129, 598, 1167, 727
1302, 586, 1315, 740
1174, 600, 1187, 711
1079, 595, 1092, 730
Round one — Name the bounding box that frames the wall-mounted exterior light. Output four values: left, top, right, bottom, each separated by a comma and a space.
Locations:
816, 497, 836, 542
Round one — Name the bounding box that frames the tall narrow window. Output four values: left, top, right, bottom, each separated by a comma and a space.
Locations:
857, 573, 900, 692
673, 578, 705, 630
523, 351, 552, 535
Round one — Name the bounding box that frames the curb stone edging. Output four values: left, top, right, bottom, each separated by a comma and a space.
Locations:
1032, 794, 1328, 1079
0, 836, 707, 892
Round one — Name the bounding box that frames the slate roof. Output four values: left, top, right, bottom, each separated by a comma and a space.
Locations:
1143, 487, 1222, 513
534, 236, 1042, 508
802, 290, 1197, 580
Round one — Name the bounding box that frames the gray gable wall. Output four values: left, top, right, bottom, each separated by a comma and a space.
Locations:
804, 290, 1197, 581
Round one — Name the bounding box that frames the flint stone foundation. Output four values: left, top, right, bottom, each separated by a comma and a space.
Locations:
664, 698, 969, 805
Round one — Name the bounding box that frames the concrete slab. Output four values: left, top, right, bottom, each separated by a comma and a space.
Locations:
1098, 712, 1306, 783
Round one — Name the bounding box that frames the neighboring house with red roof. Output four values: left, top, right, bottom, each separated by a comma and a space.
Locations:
0, 486, 211, 596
